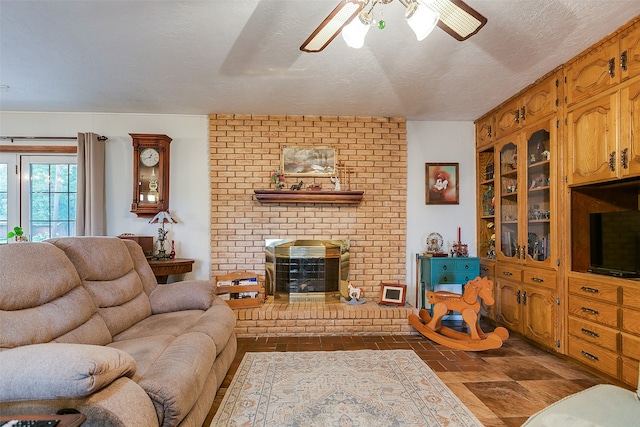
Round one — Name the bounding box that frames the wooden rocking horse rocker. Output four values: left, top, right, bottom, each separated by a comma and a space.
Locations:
409, 276, 509, 351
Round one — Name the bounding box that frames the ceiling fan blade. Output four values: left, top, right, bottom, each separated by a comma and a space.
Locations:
429, 0, 487, 41
300, 0, 364, 53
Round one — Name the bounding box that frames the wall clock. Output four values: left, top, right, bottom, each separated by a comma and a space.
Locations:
130, 133, 172, 217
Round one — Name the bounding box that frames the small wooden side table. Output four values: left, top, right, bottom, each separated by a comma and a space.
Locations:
0, 414, 86, 427
148, 258, 195, 284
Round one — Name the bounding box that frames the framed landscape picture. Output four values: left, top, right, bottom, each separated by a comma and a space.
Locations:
425, 163, 459, 205
281, 146, 336, 177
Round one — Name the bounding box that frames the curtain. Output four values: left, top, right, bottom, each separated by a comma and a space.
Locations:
76, 132, 106, 236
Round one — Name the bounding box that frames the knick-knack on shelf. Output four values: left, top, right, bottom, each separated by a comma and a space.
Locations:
170, 240, 176, 259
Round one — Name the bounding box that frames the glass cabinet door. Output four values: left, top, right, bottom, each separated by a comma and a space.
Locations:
498, 140, 520, 261
524, 124, 553, 267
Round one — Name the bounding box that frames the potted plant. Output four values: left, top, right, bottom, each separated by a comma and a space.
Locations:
7, 226, 27, 242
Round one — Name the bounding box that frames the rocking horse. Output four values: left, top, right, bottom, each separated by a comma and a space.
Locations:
409, 276, 509, 351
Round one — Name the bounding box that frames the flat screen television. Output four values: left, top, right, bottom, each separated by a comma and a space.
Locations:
588, 211, 640, 278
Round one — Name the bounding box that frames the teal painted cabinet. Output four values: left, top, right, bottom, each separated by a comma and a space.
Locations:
419, 257, 480, 310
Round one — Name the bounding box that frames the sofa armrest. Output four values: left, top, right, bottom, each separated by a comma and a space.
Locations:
149, 280, 216, 314
0, 343, 136, 402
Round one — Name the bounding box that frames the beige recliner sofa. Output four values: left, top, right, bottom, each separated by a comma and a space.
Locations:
0, 237, 237, 427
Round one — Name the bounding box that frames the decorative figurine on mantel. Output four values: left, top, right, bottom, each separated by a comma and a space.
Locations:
341, 281, 366, 305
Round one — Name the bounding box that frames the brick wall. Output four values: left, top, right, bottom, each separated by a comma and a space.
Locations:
208, 114, 407, 299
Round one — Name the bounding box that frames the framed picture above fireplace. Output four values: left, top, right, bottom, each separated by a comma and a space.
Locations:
282, 146, 336, 177
378, 283, 407, 306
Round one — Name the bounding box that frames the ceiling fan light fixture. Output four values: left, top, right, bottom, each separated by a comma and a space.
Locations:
405, 2, 439, 41
300, 0, 365, 52
342, 10, 371, 48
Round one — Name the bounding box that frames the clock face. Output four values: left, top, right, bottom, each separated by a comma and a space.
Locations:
140, 148, 160, 167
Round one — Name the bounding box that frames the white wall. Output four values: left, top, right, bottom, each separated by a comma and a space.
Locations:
0, 112, 211, 280
1, 113, 477, 292
405, 121, 477, 306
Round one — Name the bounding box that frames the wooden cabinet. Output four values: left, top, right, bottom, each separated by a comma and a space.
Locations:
495, 73, 559, 139
479, 259, 496, 320
495, 118, 558, 270
620, 78, 640, 177
567, 273, 640, 387
495, 263, 559, 351
567, 77, 640, 186
566, 91, 619, 185
565, 17, 640, 107
475, 113, 495, 149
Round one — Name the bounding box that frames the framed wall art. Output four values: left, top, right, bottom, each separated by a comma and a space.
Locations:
425, 162, 459, 205
378, 283, 407, 306
281, 146, 336, 176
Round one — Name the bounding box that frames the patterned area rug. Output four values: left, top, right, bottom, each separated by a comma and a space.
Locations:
211, 349, 483, 426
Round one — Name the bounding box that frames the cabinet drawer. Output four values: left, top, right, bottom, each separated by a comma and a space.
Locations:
428, 259, 459, 273
622, 284, 640, 310
522, 267, 556, 290
568, 295, 619, 328
621, 307, 640, 336
621, 356, 639, 388
621, 332, 640, 359
568, 336, 619, 378
568, 276, 619, 304
453, 259, 479, 273
568, 316, 619, 352
496, 264, 523, 281
431, 272, 459, 285
479, 261, 495, 278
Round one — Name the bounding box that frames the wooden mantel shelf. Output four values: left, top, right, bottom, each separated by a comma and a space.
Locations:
254, 189, 364, 204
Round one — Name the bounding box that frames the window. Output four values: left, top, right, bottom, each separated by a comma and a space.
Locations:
0, 153, 77, 244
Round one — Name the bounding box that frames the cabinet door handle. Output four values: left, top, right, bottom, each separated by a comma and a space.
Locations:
487, 125, 492, 138
516, 290, 521, 304
581, 328, 600, 338
580, 286, 600, 294
521, 106, 526, 121
609, 151, 616, 171
514, 109, 520, 124
581, 307, 600, 315
608, 57, 615, 77
442, 277, 448, 282
502, 271, 513, 276
531, 277, 544, 283
620, 50, 628, 72
581, 350, 600, 361
621, 148, 629, 169
522, 291, 527, 305
481, 266, 489, 272
522, 245, 526, 260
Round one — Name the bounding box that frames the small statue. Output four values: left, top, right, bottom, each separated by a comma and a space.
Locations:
341, 281, 366, 305
330, 176, 341, 191
290, 180, 303, 190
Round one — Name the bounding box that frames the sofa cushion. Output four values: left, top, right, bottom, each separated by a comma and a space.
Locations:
48, 237, 153, 336
0, 242, 112, 348
112, 300, 235, 357
0, 343, 136, 401
111, 332, 216, 426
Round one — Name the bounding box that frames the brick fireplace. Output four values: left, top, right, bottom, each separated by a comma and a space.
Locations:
208, 114, 411, 336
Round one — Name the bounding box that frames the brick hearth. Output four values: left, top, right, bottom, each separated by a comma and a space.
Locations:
232, 297, 418, 337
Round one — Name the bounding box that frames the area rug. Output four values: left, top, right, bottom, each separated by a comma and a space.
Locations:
211, 349, 483, 426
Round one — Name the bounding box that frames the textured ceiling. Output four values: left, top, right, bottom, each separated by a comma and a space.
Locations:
1, 0, 639, 121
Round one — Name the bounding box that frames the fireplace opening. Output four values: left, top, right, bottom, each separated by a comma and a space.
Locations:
265, 239, 350, 303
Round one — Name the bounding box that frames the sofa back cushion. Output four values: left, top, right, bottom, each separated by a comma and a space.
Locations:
47, 237, 154, 336
0, 242, 112, 348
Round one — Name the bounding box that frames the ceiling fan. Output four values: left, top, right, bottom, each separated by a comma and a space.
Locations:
300, 0, 487, 53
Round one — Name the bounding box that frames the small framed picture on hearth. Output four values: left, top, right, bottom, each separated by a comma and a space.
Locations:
425, 162, 459, 205
378, 283, 407, 306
